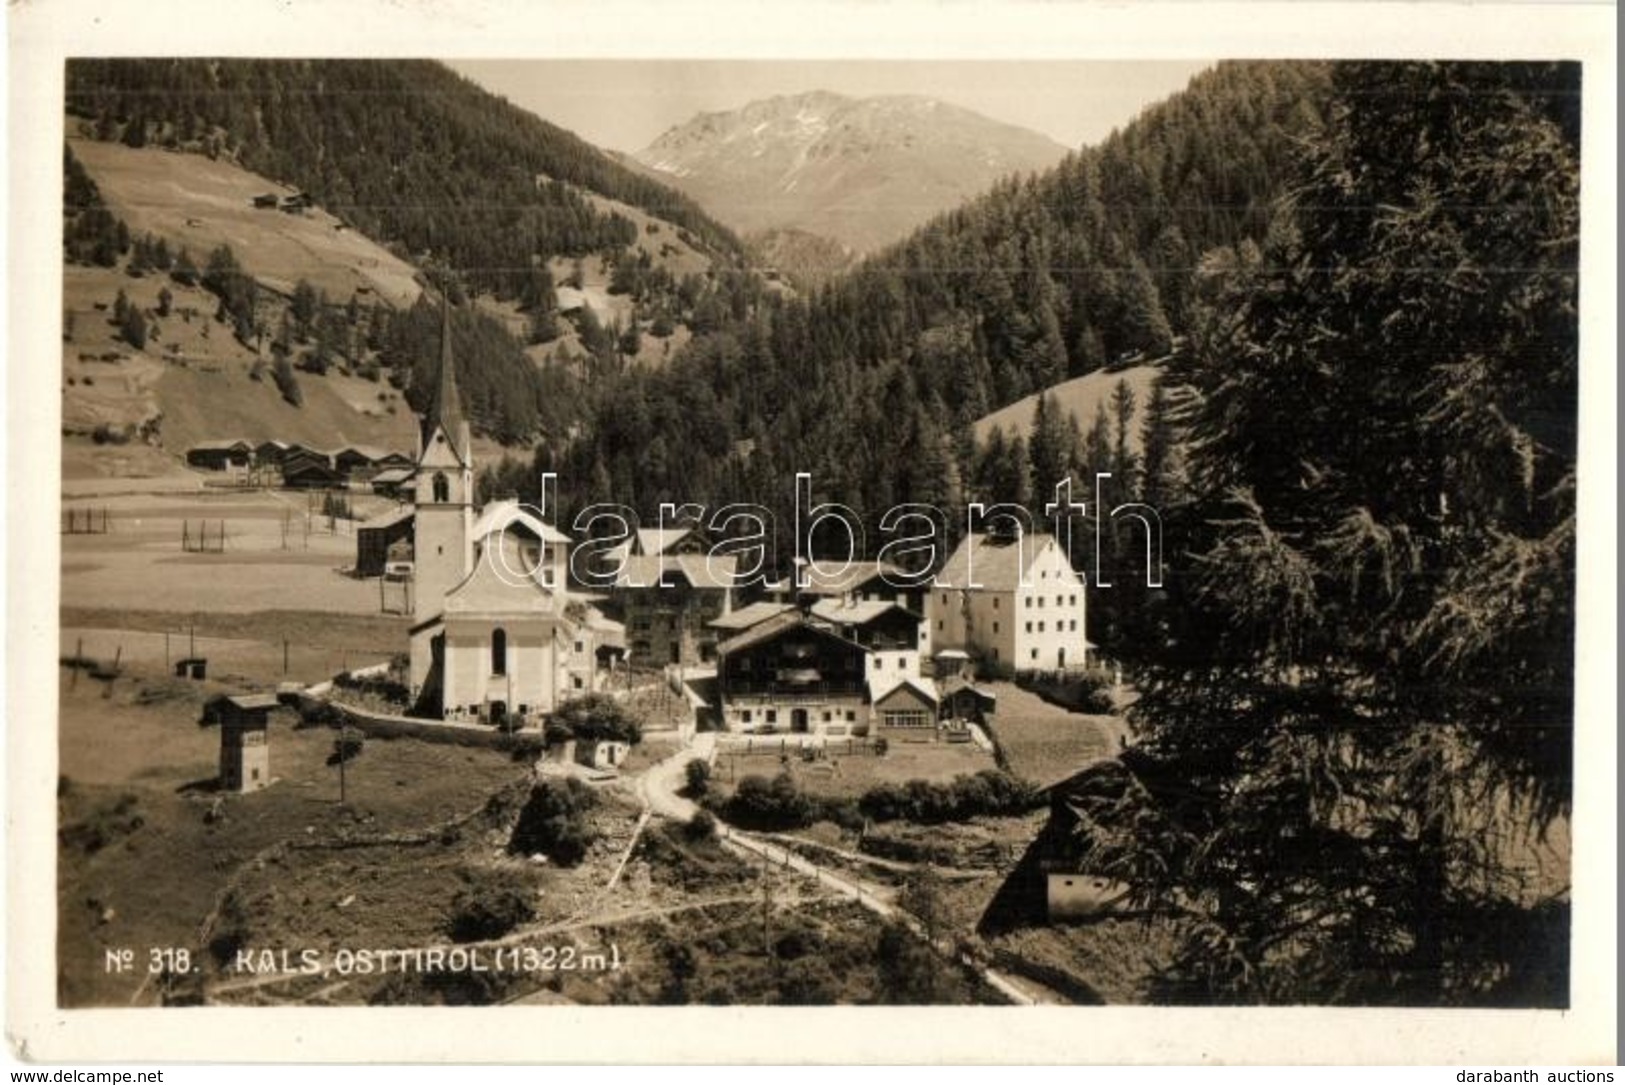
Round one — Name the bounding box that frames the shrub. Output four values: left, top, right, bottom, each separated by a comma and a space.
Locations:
857, 769, 1036, 825
508, 778, 597, 865
683, 759, 711, 798
725, 771, 813, 830
329, 728, 364, 765
445, 876, 535, 943
545, 693, 642, 746
684, 808, 717, 842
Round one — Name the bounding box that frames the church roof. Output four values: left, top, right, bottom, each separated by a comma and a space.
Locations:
420, 296, 471, 466
442, 552, 562, 619
471, 500, 571, 544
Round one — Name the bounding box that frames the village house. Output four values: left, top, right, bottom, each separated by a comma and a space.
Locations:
612, 552, 738, 669
715, 609, 869, 736
929, 530, 1091, 675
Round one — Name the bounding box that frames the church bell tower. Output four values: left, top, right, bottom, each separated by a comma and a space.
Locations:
412, 298, 475, 620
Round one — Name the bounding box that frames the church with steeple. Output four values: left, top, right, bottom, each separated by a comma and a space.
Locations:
406, 299, 615, 728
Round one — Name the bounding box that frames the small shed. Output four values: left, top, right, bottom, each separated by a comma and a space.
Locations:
562, 738, 631, 771
209, 693, 278, 793
355, 506, 415, 577
940, 676, 997, 726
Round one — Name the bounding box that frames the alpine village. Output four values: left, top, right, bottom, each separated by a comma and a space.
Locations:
56, 60, 1578, 1009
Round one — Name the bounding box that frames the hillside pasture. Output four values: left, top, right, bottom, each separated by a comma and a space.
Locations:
67, 134, 422, 306
974, 364, 1162, 451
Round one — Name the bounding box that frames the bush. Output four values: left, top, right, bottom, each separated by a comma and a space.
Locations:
508, 778, 597, 865
272, 356, 303, 407
545, 693, 642, 746
445, 875, 535, 943
857, 769, 1036, 825
725, 771, 814, 831
329, 728, 364, 765
684, 808, 717, 842
683, 759, 711, 798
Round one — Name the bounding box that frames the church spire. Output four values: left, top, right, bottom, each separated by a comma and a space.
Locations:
422, 293, 470, 463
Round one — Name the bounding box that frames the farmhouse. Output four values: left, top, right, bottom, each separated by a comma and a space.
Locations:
928, 531, 1090, 674
810, 597, 924, 681
793, 558, 932, 656
405, 302, 612, 727
715, 610, 869, 736
253, 438, 291, 466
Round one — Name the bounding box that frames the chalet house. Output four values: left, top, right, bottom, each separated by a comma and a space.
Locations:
810, 598, 924, 683
791, 558, 932, 657
251, 193, 279, 209
613, 553, 738, 668
929, 531, 1091, 675
716, 611, 869, 736
186, 439, 253, 471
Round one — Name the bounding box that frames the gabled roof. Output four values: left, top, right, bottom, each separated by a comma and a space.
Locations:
207, 692, 279, 711
708, 601, 795, 632
613, 553, 737, 591
809, 598, 922, 628
359, 506, 414, 531
337, 444, 393, 462
607, 526, 694, 561
716, 610, 864, 657
471, 499, 571, 544
934, 532, 1069, 592
939, 675, 997, 705
869, 675, 940, 706
443, 553, 561, 618
794, 559, 906, 596
370, 467, 413, 485
190, 439, 252, 452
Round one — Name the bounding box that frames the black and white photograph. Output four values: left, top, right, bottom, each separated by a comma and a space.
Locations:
7, 0, 1616, 1067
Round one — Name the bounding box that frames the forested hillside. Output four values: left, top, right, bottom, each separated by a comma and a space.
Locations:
499, 62, 1331, 537
64, 59, 745, 300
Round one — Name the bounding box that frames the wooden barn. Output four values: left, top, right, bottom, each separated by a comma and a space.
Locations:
186, 439, 253, 471
281, 449, 345, 490
355, 507, 414, 578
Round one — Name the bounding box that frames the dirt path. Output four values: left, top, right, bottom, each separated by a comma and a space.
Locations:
634, 736, 1057, 1006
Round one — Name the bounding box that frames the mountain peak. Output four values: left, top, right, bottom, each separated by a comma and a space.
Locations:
634, 90, 1069, 253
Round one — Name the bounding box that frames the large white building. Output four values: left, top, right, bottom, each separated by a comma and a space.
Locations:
928, 531, 1091, 674
406, 303, 612, 727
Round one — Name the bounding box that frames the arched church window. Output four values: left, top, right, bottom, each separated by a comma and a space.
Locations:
492, 628, 507, 676
432, 472, 450, 503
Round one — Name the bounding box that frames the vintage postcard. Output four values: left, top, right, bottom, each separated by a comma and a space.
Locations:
7, 0, 1616, 1066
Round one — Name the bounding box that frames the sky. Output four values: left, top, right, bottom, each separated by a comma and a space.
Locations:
447, 60, 1213, 154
